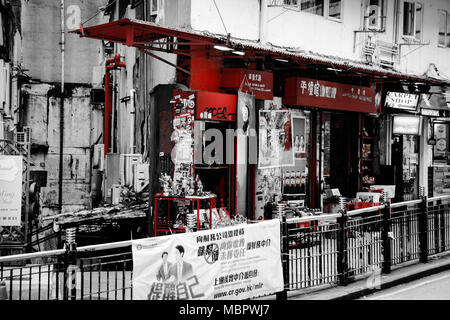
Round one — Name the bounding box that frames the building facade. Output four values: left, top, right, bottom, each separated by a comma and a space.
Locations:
91, 0, 448, 220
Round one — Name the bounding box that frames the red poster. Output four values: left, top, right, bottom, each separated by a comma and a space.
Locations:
283, 77, 377, 114
221, 69, 274, 100
195, 91, 237, 122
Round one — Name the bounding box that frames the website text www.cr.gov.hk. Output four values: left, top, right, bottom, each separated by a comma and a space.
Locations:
214, 282, 264, 299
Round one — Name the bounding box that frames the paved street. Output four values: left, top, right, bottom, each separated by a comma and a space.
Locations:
360, 270, 450, 300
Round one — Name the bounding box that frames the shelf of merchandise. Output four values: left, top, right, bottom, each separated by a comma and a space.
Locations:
360, 115, 375, 189
154, 193, 217, 237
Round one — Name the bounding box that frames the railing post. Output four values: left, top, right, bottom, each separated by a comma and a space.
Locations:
277, 216, 288, 300
381, 201, 392, 274
419, 195, 429, 263
337, 207, 348, 286
441, 200, 447, 252
63, 228, 78, 300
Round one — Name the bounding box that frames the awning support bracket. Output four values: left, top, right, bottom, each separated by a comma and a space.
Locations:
139, 48, 191, 75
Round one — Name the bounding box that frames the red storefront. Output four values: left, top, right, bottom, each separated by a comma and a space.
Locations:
71, 18, 444, 233
283, 77, 380, 212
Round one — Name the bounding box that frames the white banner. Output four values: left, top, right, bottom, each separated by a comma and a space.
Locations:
132, 220, 283, 300
0, 156, 23, 226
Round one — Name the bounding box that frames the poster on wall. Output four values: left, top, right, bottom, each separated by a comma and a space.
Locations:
132, 220, 284, 300
434, 123, 448, 162
0, 156, 23, 227
258, 110, 294, 169
171, 91, 196, 181
292, 116, 306, 159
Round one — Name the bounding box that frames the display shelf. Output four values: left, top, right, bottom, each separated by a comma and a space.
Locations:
360, 115, 375, 189
154, 193, 217, 237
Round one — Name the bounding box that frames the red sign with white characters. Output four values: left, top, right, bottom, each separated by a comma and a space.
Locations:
196, 91, 237, 122
221, 69, 274, 100
283, 77, 377, 114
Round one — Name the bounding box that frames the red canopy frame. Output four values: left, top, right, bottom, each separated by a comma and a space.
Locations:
71, 18, 449, 86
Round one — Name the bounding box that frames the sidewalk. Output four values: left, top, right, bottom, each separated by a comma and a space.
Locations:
285, 252, 450, 300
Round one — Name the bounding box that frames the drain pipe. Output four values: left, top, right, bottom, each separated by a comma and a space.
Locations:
130, 89, 136, 154
58, 0, 65, 219
104, 54, 126, 157
259, 0, 268, 44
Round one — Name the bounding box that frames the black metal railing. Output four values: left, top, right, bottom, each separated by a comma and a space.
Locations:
2, 195, 450, 300
277, 195, 450, 297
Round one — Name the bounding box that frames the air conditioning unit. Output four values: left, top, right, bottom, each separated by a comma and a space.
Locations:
133, 164, 149, 193
365, 5, 382, 31
111, 184, 122, 205
376, 40, 398, 70
120, 154, 142, 187
363, 40, 376, 63
104, 153, 120, 202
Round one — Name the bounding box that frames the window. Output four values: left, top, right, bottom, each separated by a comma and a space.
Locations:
280, 0, 341, 20
438, 10, 450, 47
301, 0, 324, 16
403, 1, 423, 41
149, 0, 158, 22
328, 0, 341, 20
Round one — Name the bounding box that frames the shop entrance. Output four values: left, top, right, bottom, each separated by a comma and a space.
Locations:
195, 121, 233, 212
392, 135, 420, 201
324, 112, 360, 198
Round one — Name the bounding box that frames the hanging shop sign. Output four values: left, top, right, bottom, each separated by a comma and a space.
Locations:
421, 108, 440, 117
392, 115, 422, 136
385, 92, 420, 112
195, 91, 237, 122
221, 69, 274, 100
283, 77, 377, 113
0, 156, 23, 227
433, 122, 448, 161
132, 220, 284, 300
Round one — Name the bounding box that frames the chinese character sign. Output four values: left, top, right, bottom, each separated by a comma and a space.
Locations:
132, 220, 283, 300
283, 77, 377, 113
0, 156, 23, 227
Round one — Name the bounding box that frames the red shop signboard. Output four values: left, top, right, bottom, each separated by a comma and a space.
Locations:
221, 68, 274, 100
283, 77, 377, 114
196, 91, 237, 122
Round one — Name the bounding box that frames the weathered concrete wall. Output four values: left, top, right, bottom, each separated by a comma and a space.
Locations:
21, 84, 102, 216
20, 0, 107, 83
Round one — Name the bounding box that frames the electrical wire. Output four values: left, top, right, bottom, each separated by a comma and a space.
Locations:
81, 0, 119, 26
212, 0, 229, 35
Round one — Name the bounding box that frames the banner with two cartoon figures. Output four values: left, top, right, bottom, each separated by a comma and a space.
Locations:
132, 220, 283, 300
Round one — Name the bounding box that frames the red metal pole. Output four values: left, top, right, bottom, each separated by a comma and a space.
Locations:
104, 54, 125, 157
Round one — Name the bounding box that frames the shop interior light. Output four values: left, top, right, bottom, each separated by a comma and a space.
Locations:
214, 44, 233, 51
232, 50, 245, 56
327, 67, 343, 72
274, 58, 289, 63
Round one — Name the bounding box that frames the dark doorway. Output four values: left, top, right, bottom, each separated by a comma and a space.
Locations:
329, 112, 360, 198
391, 134, 420, 201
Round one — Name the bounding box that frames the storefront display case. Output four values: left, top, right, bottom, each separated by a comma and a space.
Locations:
154, 193, 217, 236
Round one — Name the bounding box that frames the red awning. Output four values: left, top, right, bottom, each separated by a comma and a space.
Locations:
70, 18, 450, 86
71, 18, 218, 47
